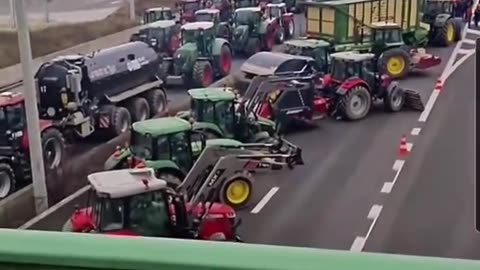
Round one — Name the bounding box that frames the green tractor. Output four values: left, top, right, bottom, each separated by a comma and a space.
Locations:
164, 22, 233, 88
195, 8, 233, 41
231, 7, 282, 56
283, 38, 331, 74
176, 87, 277, 142
142, 7, 176, 24
130, 20, 181, 57
420, 0, 463, 46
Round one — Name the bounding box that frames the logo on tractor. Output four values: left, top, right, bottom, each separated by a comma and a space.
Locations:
127, 59, 142, 72
207, 169, 225, 187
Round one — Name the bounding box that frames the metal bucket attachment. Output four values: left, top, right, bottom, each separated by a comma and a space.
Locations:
403, 89, 424, 111
410, 48, 441, 70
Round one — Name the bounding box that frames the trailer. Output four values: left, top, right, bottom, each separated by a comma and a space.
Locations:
35, 42, 168, 141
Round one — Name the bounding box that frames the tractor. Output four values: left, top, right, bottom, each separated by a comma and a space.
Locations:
176, 0, 204, 23
0, 92, 65, 199
195, 9, 232, 40
130, 20, 181, 58
231, 7, 281, 55
164, 21, 232, 87
259, 0, 300, 13
264, 2, 295, 42
104, 117, 303, 208
142, 7, 176, 24
233, 0, 259, 8
421, 0, 463, 46
62, 167, 244, 241
319, 51, 424, 120
205, 0, 234, 22
283, 39, 331, 75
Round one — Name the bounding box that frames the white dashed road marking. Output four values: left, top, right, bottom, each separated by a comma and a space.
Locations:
350, 204, 383, 252
251, 187, 279, 214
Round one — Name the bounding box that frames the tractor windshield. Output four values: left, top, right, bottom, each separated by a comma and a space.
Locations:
4, 103, 25, 132
182, 2, 201, 12
192, 99, 235, 133
98, 197, 124, 231
234, 10, 258, 25
144, 11, 171, 23
266, 6, 281, 19
373, 29, 402, 43
182, 29, 198, 43
129, 191, 171, 237
424, 1, 451, 14
331, 59, 356, 80
195, 13, 214, 22
130, 130, 153, 160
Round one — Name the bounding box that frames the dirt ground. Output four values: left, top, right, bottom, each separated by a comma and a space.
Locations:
0, 0, 172, 69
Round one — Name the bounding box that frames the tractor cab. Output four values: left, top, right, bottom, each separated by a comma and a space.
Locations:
207, 0, 234, 21
67, 168, 240, 240
234, 0, 258, 8
195, 9, 221, 23
284, 39, 331, 73
264, 2, 287, 18
180, 22, 216, 56
177, 0, 204, 23
370, 22, 405, 52
233, 7, 262, 28
0, 92, 27, 146
422, 0, 456, 22
130, 20, 181, 57
142, 7, 175, 24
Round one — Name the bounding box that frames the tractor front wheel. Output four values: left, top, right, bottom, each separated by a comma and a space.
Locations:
337, 85, 372, 121
433, 18, 456, 47
246, 38, 261, 56
286, 21, 295, 39
274, 27, 285, 44
193, 61, 214, 87
384, 85, 405, 112
0, 163, 14, 199
220, 174, 253, 209
41, 128, 65, 170
378, 48, 411, 79
218, 44, 232, 76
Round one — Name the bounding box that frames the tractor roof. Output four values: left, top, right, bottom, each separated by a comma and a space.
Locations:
181, 0, 200, 2
88, 168, 167, 199
284, 38, 330, 48
146, 7, 171, 12
188, 87, 235, 101
140, 20, 176, 29
132, 117, 192, 136
181, 21, 214, 31
370, 21, 400, 29
242, 51, 315, 76
331, 51, 375, 62
235, 7, 262, 12
195, 8, 220, 15
266, 2, 286, 7
309, 0, 371, 6
0, 92, 24, 107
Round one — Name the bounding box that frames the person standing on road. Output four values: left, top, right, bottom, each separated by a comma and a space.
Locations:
474, 5, 480, 27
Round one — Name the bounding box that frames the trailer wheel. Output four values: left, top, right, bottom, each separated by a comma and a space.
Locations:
144, 89, 167, 117
337, 85, 371, 121
0, 163, 15, 199
41, 128, 65, 170
246, 38, 261, 56
433, 19, 455, 46
383, 85, 405, 112
111, 107, 131, 137
378, 48, 411, 79
193, 61, 214, 87
219, 174, 253, 209
126, 97, 150, 122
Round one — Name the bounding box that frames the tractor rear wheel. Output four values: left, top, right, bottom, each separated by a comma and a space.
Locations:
246, 38, 261, 56
143, 89, 167, 117
337, 85, 371, 121
274, 27, 285, 44
433, 18, 456, 46
0, 163, 14, 199
453, 18, 462, 41
41, 128, 65, 170
378, 48, 411, 79
219, 173, 253, 209
110, 106, 131, 137
384, 85, 405, 112
218, 44, 232, 76
158, 172, 183, 189
286, 21, 295, 39
126, 97, 150, 122
193, 61, 214, 87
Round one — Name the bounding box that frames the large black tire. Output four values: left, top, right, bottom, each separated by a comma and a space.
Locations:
378, 48, 411, 79
110, 107, 131, 137
126, 97, 150, 122
158, 171, 183, 189
245, 38, 261, 56
274, 27, 285, 44
192, 61, 214, 87
144, 89, 167, 117
41, 128, 65, 170
218, 24, 231, 40
286, 20, 295, 39
383, 85, 405, 112
0, 163, 15, 199
159, 62, 170, 81
219, 174, 253, 209
432, 18, 456, 47
453, 18, 463, 41
337, 85, 372, 121
217, 44, 233, 77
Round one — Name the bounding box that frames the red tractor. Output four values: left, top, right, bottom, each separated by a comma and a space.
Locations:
0, 92, 65, 199
264, 2, 295, 42
176, 0, 205, 23
205, 0, 234, 22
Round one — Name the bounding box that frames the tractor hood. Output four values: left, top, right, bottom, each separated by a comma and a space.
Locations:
174, 42, 198, 72
175, 42, 197, 59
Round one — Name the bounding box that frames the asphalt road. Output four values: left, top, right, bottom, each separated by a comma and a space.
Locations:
0, 0, 123, 15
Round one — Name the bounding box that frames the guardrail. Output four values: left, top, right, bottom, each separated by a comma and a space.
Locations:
0, 80, 23, 93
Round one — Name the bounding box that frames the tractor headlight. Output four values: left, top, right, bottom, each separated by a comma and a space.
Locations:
47, 107, 56, 117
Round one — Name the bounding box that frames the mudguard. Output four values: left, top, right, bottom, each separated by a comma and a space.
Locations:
192, 121, 225, 137
335, 77, 369, 95
433, 14, 452, 28
212, 38, 231, 56
104, 148, 132, 170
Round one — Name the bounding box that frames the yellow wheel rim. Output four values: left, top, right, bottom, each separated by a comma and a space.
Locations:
225, 179, 250, 205
386, 56, 406, 76
446, 24, 454, 42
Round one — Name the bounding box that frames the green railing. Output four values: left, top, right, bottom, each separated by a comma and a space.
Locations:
0, 229, 479, 270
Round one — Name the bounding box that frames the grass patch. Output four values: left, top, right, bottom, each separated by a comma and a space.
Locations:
0, 0, 173, 69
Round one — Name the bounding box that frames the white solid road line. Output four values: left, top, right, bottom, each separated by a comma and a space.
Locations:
411, 127, 421, 136
350, 204, 383, 252
418, 89, 441, 123
250, 187, 279, 214
381, 159, 405, 194
462, 39, 476, 45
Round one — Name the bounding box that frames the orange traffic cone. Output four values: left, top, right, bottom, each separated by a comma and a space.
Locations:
434, 78, 443, 91
399, 135, 409, 156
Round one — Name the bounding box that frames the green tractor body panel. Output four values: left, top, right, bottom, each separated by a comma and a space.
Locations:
176, 110, 192, 120
133, 117, 192, 137
212, 38, 231, 55
207, 138, 243, 146
104, 148, 132, 170
188, 87, 235, 101
192, 121, 226, 137
145, 159, 181, 172
174, 43, 199, 73
284, 38, 332, 72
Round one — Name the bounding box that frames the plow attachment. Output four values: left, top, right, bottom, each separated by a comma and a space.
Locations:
403, 88, 425, 111
410, 48, 442, 70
